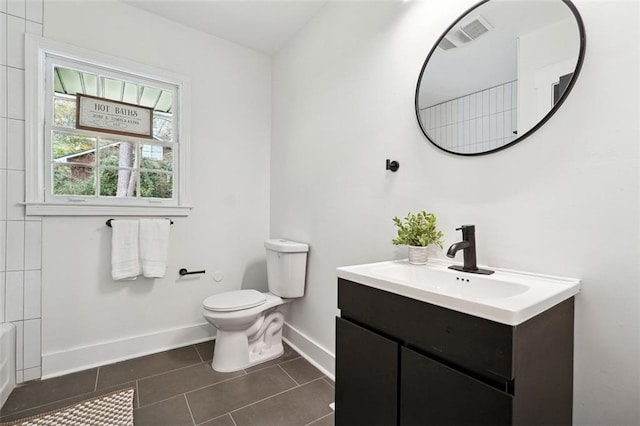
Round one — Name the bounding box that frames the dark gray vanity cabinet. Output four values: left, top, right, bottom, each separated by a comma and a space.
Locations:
336, 318, 399, 425
335, 278, 575, 426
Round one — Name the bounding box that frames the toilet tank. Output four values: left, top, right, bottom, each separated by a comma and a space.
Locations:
265, 239, 309, 298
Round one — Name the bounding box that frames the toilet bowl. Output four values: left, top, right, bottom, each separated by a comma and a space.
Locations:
202, 239, 309, 372
203, 290, 287, 372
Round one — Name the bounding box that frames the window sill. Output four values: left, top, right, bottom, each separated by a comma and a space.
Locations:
25, 202, 192, 217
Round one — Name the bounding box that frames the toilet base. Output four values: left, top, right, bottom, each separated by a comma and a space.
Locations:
249, 341, 284, 368
211, 310, 286, 372
212, 335, 284, 373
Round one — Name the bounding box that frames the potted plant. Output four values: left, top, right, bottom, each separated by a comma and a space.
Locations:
392, 210, 444, 264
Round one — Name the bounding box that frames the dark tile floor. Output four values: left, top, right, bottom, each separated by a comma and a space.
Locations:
0, 341, 335, 426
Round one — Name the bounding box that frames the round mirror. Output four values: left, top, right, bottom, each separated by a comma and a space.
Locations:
415, 0, 585, 156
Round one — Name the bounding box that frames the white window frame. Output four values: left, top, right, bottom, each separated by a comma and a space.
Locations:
25, 35, 192, 216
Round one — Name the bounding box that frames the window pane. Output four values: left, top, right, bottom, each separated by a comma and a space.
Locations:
153, 115, 173, 141
140, 172, 172, 199
122, 82, 138, 104
98, 140, 137, 168
53, 164, 95, 195
102, 77, 123, 101
52, 132, 96, 164
83, 73, 98, 96
155, 91, 172, 113
101, 77, 139, 104
140, 145, 172, 172
44, 53, 184, 210
54, 66, 97, 96
140, 86, 162, 108
53, 98, 77, 128
99, 168, 138, 197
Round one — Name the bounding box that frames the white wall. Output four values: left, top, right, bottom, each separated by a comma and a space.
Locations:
40, 0, 271, 377
272, 1, 639, 424
518, 17, 581, 133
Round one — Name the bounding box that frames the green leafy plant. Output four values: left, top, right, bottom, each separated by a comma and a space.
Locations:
392, 211, 444, 248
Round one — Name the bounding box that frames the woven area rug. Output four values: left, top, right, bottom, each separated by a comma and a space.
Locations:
1, 388, 134, 426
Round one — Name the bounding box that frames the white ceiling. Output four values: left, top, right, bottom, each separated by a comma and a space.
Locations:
121, 0, 328, 55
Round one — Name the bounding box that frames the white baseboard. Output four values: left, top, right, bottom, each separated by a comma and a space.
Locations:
283, 322, 335, 380
41, 321, 335, 381
42, 323, 215, 379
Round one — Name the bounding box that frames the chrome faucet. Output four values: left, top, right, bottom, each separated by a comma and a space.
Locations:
447, 225, 494, 275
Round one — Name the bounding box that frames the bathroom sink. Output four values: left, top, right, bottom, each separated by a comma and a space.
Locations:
336, 259, 580, 325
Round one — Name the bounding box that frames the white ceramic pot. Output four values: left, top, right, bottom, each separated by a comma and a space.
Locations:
408, 245, 428, 265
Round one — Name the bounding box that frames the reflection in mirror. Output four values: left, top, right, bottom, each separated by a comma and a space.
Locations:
415, 0, 585, 155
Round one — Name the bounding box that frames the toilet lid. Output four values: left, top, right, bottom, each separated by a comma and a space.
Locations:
203, 290, 267, 312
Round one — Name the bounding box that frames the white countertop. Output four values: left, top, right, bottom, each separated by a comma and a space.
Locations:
336, 258, 580, 325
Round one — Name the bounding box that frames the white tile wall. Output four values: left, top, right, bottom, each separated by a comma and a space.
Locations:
5, 221, 24, 270
23, 319, 40, 368
421, 81, 518, 153
8, 118, 24, 170
23, 366, 41, 382
7, 0, 23, 18
0, 13, 6, 65
25, 19, 41, 37
7, 14, 25, 69
6, 170, 25, 220
0, 222, 5, 272
1, 1, 44, 384
0, 273, 5, 321
7, 68, 25, 119
5, 270, 23, 321
0, 118, 7, 169
25, 0, 41, 23
24, 221, 41, 270
14, 320, 23, 370
0, 170, 6, 221
0, 66, 7, 118
23, 270, 40, 318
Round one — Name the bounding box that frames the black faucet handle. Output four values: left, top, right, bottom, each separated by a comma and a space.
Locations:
456, 224, 475, 231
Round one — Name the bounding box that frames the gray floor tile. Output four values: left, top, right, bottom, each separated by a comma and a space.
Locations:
231, 378, 334, 426
97, 345, 201, 389
244, 343, 301, 373
280, 357, 324, 385
0, 342, 335, 426
0, 368, 98, 417
195, 341, 215, 363
323, 377, 335, 388
134, 395, 194, 426
199, 414, 236, 426
307, 412, 334, 426
0, 381, 135, 423
138, 363, 244, 407
186, 365, 297, 424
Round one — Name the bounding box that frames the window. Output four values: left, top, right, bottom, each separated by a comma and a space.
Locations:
25, 36, 191, 216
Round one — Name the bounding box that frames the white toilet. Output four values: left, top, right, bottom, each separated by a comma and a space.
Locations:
202, 239, 309, 372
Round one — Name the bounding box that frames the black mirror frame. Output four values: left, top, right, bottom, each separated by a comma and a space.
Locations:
414, 0, 586, 156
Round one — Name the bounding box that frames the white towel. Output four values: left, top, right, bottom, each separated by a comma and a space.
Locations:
140, 219, 171, 278
111, 220, 141, 280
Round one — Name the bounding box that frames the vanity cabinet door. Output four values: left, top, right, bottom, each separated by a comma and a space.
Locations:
400, 347, 512, 426
335, 317, 399, 426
